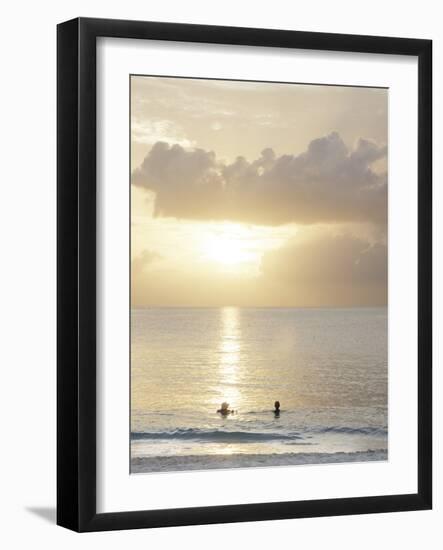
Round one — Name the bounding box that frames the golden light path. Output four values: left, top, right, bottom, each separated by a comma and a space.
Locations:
212, 307, 243, 455
218, 307, 242, 411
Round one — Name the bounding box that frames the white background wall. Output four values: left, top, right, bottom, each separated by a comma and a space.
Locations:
0, 0, 440, 547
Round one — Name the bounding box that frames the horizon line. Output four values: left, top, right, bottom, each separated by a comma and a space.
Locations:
131, 305, 388, 309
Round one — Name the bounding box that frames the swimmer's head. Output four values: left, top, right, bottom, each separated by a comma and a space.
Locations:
274, 401, 280, 411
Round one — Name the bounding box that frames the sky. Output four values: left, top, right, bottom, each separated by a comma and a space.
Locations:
131, 76, 388, 307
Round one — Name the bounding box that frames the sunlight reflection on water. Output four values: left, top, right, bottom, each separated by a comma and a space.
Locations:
215, 307, 242, 413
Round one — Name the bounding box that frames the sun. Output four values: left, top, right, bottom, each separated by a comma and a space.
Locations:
206, 236, 251, 265
201, 225, 258, 270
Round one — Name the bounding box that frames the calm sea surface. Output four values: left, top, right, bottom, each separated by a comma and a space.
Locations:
131, 307, 387, 472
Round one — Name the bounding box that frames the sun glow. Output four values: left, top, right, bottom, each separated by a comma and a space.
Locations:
205, 236, 254, 266
202, 224, 260, 271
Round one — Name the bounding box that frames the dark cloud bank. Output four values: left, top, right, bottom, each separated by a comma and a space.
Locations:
132, 132, 387, 226
263, 233, 387, 286
261, 232, 387, 305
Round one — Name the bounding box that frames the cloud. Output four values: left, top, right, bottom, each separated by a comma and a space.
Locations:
132, 132, 387, 226
261, 231, 387, 305
262, 233, 387, 284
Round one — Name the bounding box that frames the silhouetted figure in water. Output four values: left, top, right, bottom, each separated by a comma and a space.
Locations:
274, 400, 281, 417
217, 402, 234, 416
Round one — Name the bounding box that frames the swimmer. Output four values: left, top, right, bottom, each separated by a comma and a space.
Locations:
217, 402, 234, 415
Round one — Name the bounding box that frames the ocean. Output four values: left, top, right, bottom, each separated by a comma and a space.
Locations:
131, 307, 387, 473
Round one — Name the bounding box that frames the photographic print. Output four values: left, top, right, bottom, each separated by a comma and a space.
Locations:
130, 75, 388, 474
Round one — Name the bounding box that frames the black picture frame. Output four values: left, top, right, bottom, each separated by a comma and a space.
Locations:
57, 17, 432, 532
